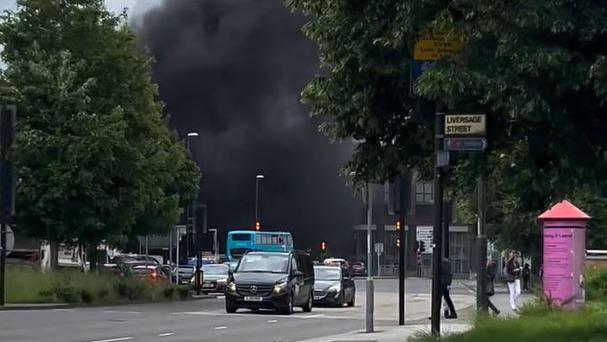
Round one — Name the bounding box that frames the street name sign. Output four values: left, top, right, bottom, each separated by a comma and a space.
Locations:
444, 114, 486, 136
444, 137, 488, 151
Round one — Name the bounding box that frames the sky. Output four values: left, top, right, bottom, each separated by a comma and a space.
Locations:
0, 0, 162, 16
0, 0, 366, 255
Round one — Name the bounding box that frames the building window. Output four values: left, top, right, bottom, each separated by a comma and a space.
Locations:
416, 181, 434, 204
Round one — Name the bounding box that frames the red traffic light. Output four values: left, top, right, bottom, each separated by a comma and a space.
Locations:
320, 241, 326, 252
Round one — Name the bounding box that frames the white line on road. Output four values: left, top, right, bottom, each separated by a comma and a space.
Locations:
267, 319, 278, 323
214, 326, 227, 330
87, 337, 134, 342
158, 332, 175, 337
126, 311, 140, 314
300, 314, 325, 319
216, 295, 225, 299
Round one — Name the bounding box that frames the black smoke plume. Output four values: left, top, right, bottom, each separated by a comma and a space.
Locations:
135, 0, 362, 255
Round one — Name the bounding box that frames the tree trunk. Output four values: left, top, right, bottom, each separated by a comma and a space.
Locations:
50, 240, 59, 270
88, 243, 98, 272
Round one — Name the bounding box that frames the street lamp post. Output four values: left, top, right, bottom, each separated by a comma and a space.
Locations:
255, 174, 264, 228
186, 132, 200, 292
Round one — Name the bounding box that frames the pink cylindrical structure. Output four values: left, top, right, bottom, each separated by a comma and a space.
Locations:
539, 200, 590, 309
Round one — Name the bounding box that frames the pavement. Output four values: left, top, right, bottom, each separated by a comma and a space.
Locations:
0, 278, 532, 342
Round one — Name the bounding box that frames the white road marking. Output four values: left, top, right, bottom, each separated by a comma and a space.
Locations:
87, 337, 133, 342
158, 332, 174, 337
216, 295, 225, 299
126, 311, 140, 314
267, 319, 278, 323
214, 326, 227, 330
303, 314, 326, 319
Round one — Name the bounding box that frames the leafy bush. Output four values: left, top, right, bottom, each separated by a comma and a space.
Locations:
177, 286, 190, 300
6, 265, 177, 305
163, 287, 176, 299
585, 268, 607, 302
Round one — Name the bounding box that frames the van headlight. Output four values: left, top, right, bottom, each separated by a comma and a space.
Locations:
273, 281, 287, 294
227, 282, 236, 293
328, 284, 341, 292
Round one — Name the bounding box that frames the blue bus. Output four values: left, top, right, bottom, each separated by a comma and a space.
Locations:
226, 230, 293, 262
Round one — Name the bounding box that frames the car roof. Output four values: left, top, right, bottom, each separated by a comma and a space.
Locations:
246, 251, 289, 256
314, 265, 341, 270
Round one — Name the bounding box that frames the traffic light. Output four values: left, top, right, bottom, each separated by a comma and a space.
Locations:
320, 241, 327, 252
396, 220, 401, 230
255, 221, 260, 231
396, 239, 400, 247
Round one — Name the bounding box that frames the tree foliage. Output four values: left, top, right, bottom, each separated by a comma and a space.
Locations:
0, 0, 199, 248
287, 0, 607, 249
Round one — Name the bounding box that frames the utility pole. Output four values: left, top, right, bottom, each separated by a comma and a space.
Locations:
431, 111, 446, 336
398, 175, 407, 325
365, 183, 374, 333
476, 176, 488, 314
0, 105, 15, 306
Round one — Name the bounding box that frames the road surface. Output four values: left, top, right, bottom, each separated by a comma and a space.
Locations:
0, 278, 475, 342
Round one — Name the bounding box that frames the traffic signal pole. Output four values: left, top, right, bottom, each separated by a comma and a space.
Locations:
398, 175, 406, 325
365, 183, 374, 333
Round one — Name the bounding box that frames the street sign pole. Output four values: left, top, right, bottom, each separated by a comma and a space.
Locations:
431, 111, 445, 336
476, 175, 489, 314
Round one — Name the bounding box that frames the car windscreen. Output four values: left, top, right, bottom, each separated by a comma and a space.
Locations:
236, 254, 289, 273
202, 265, 228, 275
314, 267, 341, 280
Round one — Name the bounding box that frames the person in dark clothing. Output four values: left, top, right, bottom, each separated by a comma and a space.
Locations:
522, 263, 531, 292
486, 260, 500, 316
440, 257, 457, 319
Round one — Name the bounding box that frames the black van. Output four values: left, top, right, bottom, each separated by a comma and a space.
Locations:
225, 250, 314, 314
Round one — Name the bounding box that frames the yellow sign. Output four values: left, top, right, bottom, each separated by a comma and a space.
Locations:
414, 33, 462, 61
444, 114, 486, 136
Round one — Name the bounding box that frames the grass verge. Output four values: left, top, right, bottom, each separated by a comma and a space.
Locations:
6, 264, 183, 305
410, 300, 607, 342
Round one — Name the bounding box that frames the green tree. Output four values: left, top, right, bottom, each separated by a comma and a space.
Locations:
287, 0, 607, 250
0, 0, 199, 267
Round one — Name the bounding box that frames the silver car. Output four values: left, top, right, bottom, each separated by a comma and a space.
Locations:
191, 264, 230, 293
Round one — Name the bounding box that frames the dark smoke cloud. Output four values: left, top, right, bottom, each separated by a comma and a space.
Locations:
135, 0, 362, 254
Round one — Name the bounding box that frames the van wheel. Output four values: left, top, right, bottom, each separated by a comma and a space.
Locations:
226, 299, 238, 313
347, 291, 355, 307
280, 293, 293, 315
335, 291, 344, 307
302, 291, 313, 312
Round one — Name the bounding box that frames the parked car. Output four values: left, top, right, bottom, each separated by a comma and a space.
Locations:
191, 263, 230, 293
351, 262, 367, 276
323, 258, 350, 270
225, 251, 314, 314
132, 264, 169, 284
312, 265, 355, 307
112, 254, 160, 266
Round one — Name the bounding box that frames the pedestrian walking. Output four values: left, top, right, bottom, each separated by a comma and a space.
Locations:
440, 257, 457, 319
514, 253, 522, 300
505, 251, 522, 311
522, 263, 531, 292
486, 260, 500, 316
